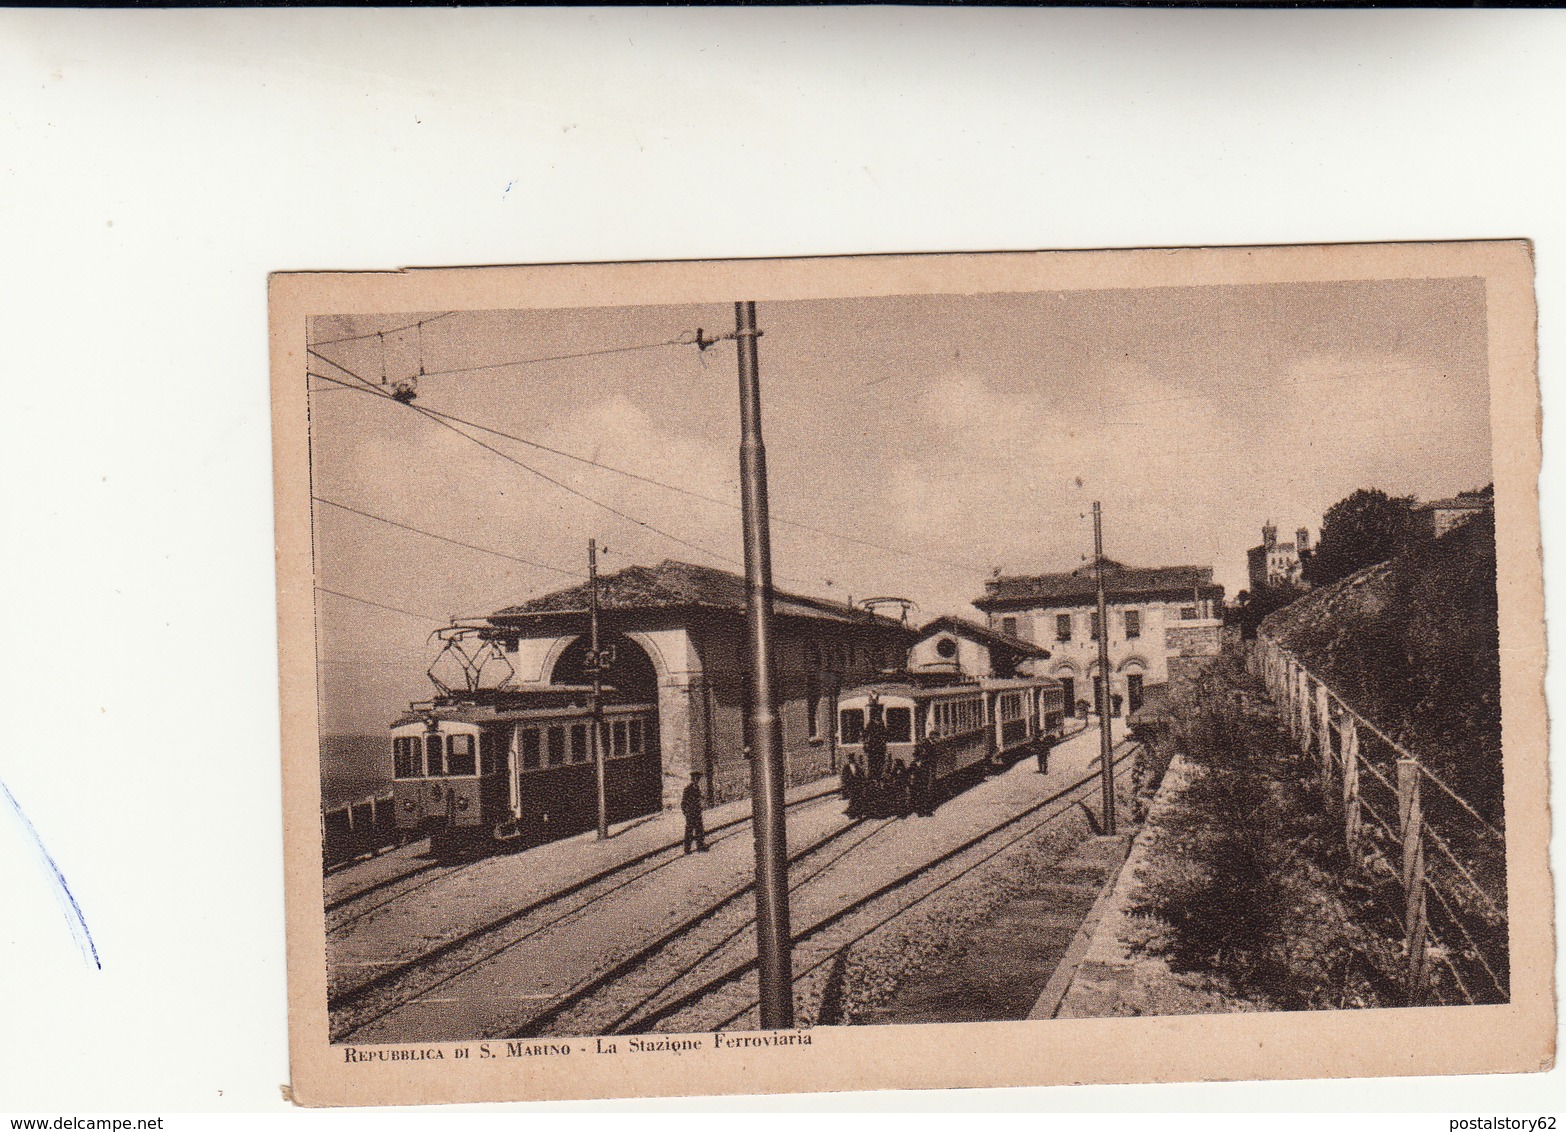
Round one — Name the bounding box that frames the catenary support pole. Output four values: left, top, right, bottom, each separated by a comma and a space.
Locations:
735, 300, 794, 1029
589, 538, 609, 841
1094, 501, 1116, 836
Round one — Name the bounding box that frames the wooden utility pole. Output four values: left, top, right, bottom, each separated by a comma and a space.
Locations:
1094, 501, 1117, 836
588, 538, 609, 841
735, 300, 794, 1029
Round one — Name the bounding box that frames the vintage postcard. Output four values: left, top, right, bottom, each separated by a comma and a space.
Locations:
271, 242, 1551, 1106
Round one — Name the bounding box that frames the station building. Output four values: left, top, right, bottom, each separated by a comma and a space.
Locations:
482, 559, 914, 809
906, 614, 1051, 681
972, 560, 1224, 718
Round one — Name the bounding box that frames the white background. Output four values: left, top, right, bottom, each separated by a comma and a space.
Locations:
0, 8, 1561, 1119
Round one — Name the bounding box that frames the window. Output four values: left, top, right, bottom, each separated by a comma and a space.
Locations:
425, 733, 445, 776
521, 728, 541, 771
612, 719, 628, 758
394, 737, 421, 779
570, 723, 589, 764
1090, 611, 1101, 641
1001, 616, 1018, 637
1124, 609, 1141, 639
1181, 606, 1198, 620
839, 707, 864, 744
884, 706, 912, 743
447, 733, 477, 776
546, 726, 566, 767
628, 718, 645, 755
1059, 677, 1076, 716
1055, 613, 1072, 642
935, 636, 958, 659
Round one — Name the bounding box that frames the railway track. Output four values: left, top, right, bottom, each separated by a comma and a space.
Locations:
521, 742, 1139, 1038
329, 789, 859, 1042
323, 782, 841, 941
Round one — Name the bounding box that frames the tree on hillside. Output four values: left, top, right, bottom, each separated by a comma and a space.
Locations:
1228, 583, 1306, 640
1300, 488, 1416, 588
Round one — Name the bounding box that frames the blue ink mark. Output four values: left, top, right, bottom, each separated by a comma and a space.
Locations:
503, 180, 514, 199
1, 779, 100, 969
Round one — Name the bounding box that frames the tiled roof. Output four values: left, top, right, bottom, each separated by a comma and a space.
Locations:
975, 559, 1221, 610
490, 559, 908, 630
916, 615, 1051, 658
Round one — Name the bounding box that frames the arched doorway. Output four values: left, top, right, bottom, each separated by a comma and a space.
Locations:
1117, 656, 1149, 715
1050, 662, 1080, 718
543, 633, 663, 823
549, 632, 659, 705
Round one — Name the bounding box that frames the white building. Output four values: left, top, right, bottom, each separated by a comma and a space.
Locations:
972, 560, 1224, 717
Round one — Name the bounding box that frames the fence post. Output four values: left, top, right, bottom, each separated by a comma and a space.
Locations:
1342, 715, 1361, 870
1284, 658, 1297, 737
1302, 673, 1315, 751
1317, 683, 1334, 785
1397, 757, 1430, 1005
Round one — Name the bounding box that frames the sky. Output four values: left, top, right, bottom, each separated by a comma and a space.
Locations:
308, 278, 1492, 736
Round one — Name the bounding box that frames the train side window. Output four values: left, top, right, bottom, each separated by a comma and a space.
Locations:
521, 728, 541, 771
629, 718, 644, 755
448, 733, 477, 776
839, 708, 863, 744
425, 733, 445, 776
608, 720, 624, 757
547, 727, 566, 767
570, 724, 589, 764
884, 707, 912, 743
394, 737, 420, 778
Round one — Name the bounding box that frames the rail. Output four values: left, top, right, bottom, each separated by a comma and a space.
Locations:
1249, 635, 1508, 1006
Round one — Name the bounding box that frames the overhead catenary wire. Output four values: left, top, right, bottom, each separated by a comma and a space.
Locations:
307, 351, 752, 575
309, 312, 457, 348
313, 496, 586, 580
307, 352, 987, 580
418, 333, 704, 379
316, 586, 449, 623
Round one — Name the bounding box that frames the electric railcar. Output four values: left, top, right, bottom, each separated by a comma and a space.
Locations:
836, 675, 1066, 817
390, 687, 660, 860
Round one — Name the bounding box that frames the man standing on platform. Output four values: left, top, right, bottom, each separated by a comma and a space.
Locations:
682, 772, 708, 854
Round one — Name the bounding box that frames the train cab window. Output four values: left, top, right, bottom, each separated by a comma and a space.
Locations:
394, 737, 421, 779
521, 728, 542, 771
447, 733, 477, 776
570, 724, 589, 764
628, 718, 644, 755
425, 733, 446, 776
839, 708, 863, 744
610, 720, 627, 758
546, 727, 566, 767
884, 707, 912, 743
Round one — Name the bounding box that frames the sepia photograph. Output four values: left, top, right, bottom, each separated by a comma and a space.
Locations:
272, 242, 1550, 1105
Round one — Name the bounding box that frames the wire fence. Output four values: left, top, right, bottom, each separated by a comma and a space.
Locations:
1250, 635, 1508, 1006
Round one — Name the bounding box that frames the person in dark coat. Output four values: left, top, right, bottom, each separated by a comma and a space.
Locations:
1036, 738, 1052, 775
682, 773, 708, 853
841, 760, 861, 818
862, 702, 888, 782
